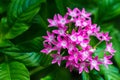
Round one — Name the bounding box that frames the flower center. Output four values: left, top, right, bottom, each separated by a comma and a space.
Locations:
78, 36, 83, 41
70, 35, 77, 41
52, 21, 57, 25
49, 36, 54, 42
70, 12, 77, 17
92, 60, 97, 66
60, 19, 66, 25
76, 20, 81, 26
61, 41, 67, 47
56, 55, 62, 61
59, 29, 64, 35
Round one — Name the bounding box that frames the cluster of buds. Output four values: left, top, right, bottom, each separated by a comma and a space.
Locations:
41, 8, 116, 74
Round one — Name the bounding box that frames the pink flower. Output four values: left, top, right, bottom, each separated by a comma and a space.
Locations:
74, 16, 82, 27
67, 7, 80, 18
57, 14, 69, 26
102, 54, 113, 68
77, 30, 89, 43
66, 60, 78, 72
41, 7, 115, 74
51, 53, 64, 66
42, 31, 55, 44
89, 56, 102, 71
67, 42, 76, 53
78, 62, 89, 74
48, 14, 58, 27
80, 8, 91, 19
68, 49, 79, 63
41, 44, 56, 54
105, 43, 116, 55
80, 39, 89, 48
52, 26, 67, 36
80, 48, 92, 61
97, 32, 111, 41
69, 29, 78, 42
56, 36, 68, 49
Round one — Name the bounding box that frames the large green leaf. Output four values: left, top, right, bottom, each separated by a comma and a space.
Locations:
2, 46, 52, 66
4, 0, 46, 39
5, 23, 29, 39
0, 61, 30, 80
82, 72, 91, 80
95, 0, 120, 23
8, 0, 46, 25
100, 65, 120, 80
5, 52, 41, 66
90, 70, 104, 80
0, 18, 13, 47
111, 28, 120, 68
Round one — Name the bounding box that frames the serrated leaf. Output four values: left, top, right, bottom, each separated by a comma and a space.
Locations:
0, 61, 30, 80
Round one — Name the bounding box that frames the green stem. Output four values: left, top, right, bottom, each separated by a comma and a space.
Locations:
94, 41, 102, 49
30, 66, 44, 75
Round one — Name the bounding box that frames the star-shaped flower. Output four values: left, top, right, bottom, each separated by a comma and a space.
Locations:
102, 54, 113, 68
67, 7, 80, 18
48, 14, 58, 27
89, 56, 102, 71
51, 53, 64, 66
105, 43, 116, 55
78, 62, 89, 74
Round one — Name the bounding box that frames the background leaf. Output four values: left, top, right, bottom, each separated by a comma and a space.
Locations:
0, 61, 30, 80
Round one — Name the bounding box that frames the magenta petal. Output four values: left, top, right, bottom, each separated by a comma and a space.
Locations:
79, 67, 83, 74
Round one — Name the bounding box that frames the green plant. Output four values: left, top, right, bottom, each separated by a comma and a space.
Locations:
0, 0, 120, 80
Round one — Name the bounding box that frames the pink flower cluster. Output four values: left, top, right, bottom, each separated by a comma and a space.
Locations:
41, 8, 116, 74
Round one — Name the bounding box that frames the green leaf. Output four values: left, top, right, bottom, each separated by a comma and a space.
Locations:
2, 45, 52, 66
15, 37, 44, 52
41, 67, 71, 80
8, 0, 46, 25
55, 0, 65, 15
5, 23, 29, 39
5, 52, 41, 66
90, 70, 104, 80
0, 0, 10, 14
111, 28, 120, 68
41, 76, 52, 80
96, 0, 120, 23
0, 18, 13, 47
2, 46, 52, 66
5, 0, 46, 39
82, 72, 91, 80
100, 65, 120, 80
0, 39, 13, 47
0, 61, 30, 80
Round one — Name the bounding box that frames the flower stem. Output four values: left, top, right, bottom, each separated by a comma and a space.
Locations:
94, 41, 102, 49
30, 66, 44, 75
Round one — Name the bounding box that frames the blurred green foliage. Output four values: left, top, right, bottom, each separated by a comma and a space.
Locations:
0, 0, 120, 80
